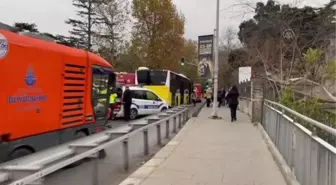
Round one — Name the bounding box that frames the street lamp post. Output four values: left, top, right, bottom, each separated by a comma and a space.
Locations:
212, 0, 220, 117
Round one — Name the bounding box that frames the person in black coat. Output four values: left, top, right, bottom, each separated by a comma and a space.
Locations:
123, 86, 132, 121
226, 85, 239, 122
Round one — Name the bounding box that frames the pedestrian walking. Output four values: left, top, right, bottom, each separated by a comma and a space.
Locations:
122, 86, 132, 122
225, 85, 239, 122
191, 91, 196, 107
205, 88, 212, 107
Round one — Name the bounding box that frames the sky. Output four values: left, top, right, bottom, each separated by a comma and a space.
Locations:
0, 0, 330, 41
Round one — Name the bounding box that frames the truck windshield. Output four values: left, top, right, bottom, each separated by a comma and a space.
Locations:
137, 70, 167, 85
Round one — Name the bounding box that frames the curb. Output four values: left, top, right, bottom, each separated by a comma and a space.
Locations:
118, 117, 195, 185
256, 123, 301, 185
192, 102, 206, 117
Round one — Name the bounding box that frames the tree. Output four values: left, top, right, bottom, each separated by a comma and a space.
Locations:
95, 0, 130, 64
13, 22, 39, 32
220, 27, 239, 51
131, 0, 185, 71
179, 39, 198, 82
228, 48, 249, 70
237, 0, 335, 80
98, 41, 141, 72
11, 22, 75, 47
66, 0, 103, 50
217, 28, 245, 88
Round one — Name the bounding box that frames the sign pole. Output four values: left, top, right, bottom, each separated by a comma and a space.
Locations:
212, 0, 220, 118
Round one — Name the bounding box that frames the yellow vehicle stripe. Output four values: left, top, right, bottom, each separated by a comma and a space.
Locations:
143, 85, 171, 106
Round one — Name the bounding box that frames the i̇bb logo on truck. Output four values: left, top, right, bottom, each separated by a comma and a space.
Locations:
7, 67, 47, 111
0, 33, 9, 59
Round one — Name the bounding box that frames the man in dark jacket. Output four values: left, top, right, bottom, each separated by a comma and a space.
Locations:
123, 86, 132, 121
226, 85, 239, 122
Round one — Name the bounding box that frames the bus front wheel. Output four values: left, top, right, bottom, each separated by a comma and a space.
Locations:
8, 147, 34, 161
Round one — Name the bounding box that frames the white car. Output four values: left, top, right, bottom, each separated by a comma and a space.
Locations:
114, 86, 169, 120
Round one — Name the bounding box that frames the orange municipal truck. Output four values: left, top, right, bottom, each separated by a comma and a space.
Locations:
0, 30, 116, 162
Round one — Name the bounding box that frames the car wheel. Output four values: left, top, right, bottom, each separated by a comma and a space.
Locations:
161, 107, 167, 112
130, 108, 138, 120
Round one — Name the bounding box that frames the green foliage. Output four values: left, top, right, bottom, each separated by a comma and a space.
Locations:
326, 59, 336, 79
236, 0, 336, 77
280, 88, 336, 143
11, 22, 76, 47
238, 0, 335, 51
179, 39, 198, 82
13, 22, 39, 33
228, 48, 249, 70
131, 0, 185, 71
303, 48, 323, 67
280, 89, 322, 119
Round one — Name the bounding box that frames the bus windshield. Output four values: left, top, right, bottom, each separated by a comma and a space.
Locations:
137, 70, 167, 85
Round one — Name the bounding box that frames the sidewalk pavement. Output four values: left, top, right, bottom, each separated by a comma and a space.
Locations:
120, 106, 287, 185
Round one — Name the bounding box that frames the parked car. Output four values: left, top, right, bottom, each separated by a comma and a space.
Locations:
114, 86, 169, 120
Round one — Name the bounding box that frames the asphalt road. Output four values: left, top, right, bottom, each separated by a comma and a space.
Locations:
43, 104, 203, 185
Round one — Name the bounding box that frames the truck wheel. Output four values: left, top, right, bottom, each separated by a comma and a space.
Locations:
8, 147, 34, 161
130, 108, 138, 120
75, 131, 87, 139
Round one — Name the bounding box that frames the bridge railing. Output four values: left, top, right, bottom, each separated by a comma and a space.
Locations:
0, 103, 205, 185
263, 100, 336, 185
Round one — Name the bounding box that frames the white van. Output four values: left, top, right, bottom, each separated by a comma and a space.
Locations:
114, 86, 169, 120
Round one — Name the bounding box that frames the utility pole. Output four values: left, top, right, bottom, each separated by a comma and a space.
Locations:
213, 29, 216, 80
212, 0, 220, 118
88, 0, 92, 51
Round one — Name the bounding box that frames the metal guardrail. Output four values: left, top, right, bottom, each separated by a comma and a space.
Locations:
263, 100, 336, 185
265, 100, 336, 136
0, 104, 201, 185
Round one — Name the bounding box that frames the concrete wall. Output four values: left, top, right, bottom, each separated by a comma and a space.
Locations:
238, 77, 264, 123
238, 97, 252, 117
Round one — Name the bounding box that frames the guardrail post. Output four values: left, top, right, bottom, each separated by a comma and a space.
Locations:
91, 153, 99, 185
173, 117, 177, 133
186, 109, 190, 119
183, 111, 187, 123
143, 129, 149, 156
122, 139, 129, 172
178, 114, 182, 128
166, 120, 170, 139
156, 124, 162, 146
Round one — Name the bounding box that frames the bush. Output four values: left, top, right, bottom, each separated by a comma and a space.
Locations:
279, 88, 336, 145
